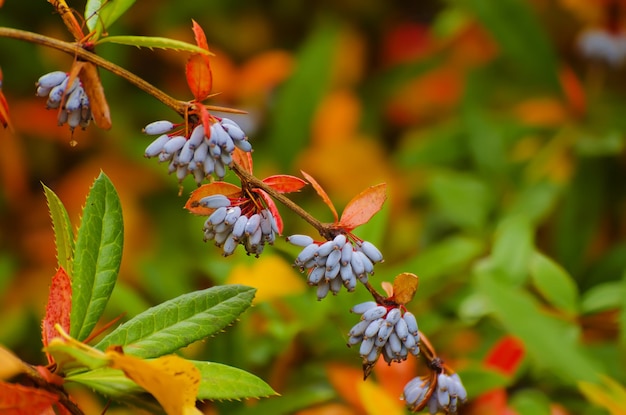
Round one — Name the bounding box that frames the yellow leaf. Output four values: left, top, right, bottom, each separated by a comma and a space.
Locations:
108, 352, 202, 415
226, 255, 306, 302
357, 378, 405, 415
392, 273, 419, 305
578, 376, 626, 415
0, 345, 30, 381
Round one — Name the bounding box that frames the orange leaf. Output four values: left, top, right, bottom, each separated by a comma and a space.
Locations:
185, 182, 242, 216
42, 267, 72, 365
357, 379, 405, 415
262, 175, 307, 193
0, 67, 12, 131
78, 62, 111, 130
326, 363, 366, 413
232, 147, 253, 174
392, 273, 418, 305
0, 381, 59, 414
108, 352, 202, 415
301, 170, 338, 222
484, 335, 525, 377
186, 54, 213, 102
252, 188, 283, 234
339, 183, 387, 231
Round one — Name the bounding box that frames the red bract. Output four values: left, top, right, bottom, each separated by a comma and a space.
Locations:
186, 20, 213, 102
0, 67, 11, 130
484, 335, 525, 377
41, 266, 72, 365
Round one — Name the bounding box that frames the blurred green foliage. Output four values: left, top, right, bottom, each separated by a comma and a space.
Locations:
1, 0, 626, 414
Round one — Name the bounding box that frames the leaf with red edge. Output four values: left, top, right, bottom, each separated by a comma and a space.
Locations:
0, 381, 59, 414
301, 170, 338, 222
42, 267, 72, 365
339, 183, 387, 231
484, 335, 525, 377
233, 148, 253, 174
262, 175, 307, 193
185, 182, 242, 216
252, 189, 284, 234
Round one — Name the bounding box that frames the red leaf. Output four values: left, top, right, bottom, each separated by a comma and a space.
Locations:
186, 21, 212, 101
191, 19, 209, 50
0, 67, 12, 130
186, 54, 213, 102
339, 183, 387, 231
232, 147, 253, 174
199, 105, 212, 138
484, 335, 525, 377
185, 182, 242, 216
262, 175, 307, 193
300, 170, 338, 223
42, 267, 72, 365
252, 189, 283, 234
0, 381, 59, 414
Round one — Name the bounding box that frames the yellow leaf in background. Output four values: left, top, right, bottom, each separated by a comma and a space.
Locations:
392, 273, 419, 305
108, 352, 202, 415
357, 378, 405, 415
513, 97, 569, 127
226, 255, 306, 302
579, 376, 626, 415
0, 345, 29, 381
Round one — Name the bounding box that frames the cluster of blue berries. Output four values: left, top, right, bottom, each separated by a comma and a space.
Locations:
143, 118, 252, 184
403, 372, 467, 414
36, 71, 92, 130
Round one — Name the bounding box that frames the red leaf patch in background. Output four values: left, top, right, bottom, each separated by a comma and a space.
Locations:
339, 183, 387, 231
484, 335, 525, 377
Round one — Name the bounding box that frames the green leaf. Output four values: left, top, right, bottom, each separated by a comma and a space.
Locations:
457, 366, 509, 398
71, 172, 124, 341
266, 19, 338, 169
193, 361, 277, 400
46, 340, 109, 373
476, 269, 601, 384
530, 251, 579, 315
85, 0, 136, 40
96, 36, 213, 56
460, 0, 560, 91
581, 281, 623, 314
427, 171, 492, 230
94, 285, 256, 358
620, 269, 626, 349
388, 235, 485, 297
510, 389, 552, 415
490, 215, 534, 285
42, 183, 75, 276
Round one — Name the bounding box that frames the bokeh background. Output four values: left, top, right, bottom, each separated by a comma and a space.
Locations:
1, 0, 626, 414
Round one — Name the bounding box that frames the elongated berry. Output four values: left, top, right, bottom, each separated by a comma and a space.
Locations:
208, 206, 228, 225
361, 305, 387, 321
296, 243, 319, 265
340, 243, 352, 266
364, 318, 384, 338
403, 312, 419, 337
231, 215, 248, 239
351, 301, 377, 314
359, 336, 375, 356
348, 319, 371, 337
221, 118, 246, 140
359, 241, 384, 263
244, 214, 261, 236
385, 308, 402, 325
37, 71, 67, 88
308, 266, 325, 285
163, 136, 187, 154
188, 124, 205, 149
234, 139, 252, 152
143, 120, 174, 135
199, 194, 231, 209
317, 240, 336, 258
223, 206, 242, 225
316, 281, 330, 300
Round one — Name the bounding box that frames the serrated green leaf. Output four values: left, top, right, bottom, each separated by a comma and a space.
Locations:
266, 19, 338, 169
96, 36, 213, 56
476, 269, 600, 384
71, 172, 124, 341
192, 361, 277, 400
460, 0, 560, 91
42, 183, 75, 276
530, 251, 579, 315
85, 0, 136, 40
94, 285, 256, 358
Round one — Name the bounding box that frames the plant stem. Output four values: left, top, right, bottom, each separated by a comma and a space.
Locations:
0, 27, 188, 115
231, 162, 334, 239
